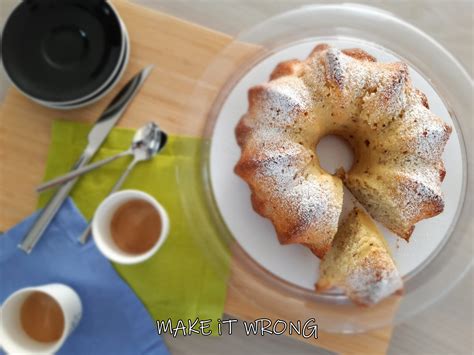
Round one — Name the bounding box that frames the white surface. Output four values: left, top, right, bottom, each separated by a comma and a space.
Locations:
210, 38, 463, 290
92, 190, 170, 264
0, 284, 82, 354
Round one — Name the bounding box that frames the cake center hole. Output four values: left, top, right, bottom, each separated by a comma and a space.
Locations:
316, 135, 354, 174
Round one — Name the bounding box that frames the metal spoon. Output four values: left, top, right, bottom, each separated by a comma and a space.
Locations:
79, 123, 167, 244
37, 122, 161, 193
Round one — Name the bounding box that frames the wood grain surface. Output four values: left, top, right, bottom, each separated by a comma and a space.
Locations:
0, 1, 472, 354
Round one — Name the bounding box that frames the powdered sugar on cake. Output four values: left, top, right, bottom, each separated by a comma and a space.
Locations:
235, 43, 451, 261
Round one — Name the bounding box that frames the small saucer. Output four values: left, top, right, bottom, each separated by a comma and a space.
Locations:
2, 0, 125, 105
33, 17, 130, 110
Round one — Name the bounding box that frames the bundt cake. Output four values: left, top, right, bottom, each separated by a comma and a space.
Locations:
316, 208, 403, 305
234, 44, 451, 260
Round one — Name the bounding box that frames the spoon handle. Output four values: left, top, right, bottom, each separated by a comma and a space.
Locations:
110, 158, 139, 194
37, 149, 132, 193
79, 158, 139, 244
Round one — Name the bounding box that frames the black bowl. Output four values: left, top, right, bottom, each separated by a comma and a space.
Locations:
1, 0, 124, 103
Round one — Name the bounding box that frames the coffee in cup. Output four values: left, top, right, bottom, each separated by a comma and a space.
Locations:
20, 291, 65, 343
110, 199, 162, 255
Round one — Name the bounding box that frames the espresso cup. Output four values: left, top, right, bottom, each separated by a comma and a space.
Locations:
92, 190, 170, 264
0, 283, 82, 354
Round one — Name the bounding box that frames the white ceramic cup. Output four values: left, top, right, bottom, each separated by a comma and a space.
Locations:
0, 284, 82, 354
92, 190, 170, 264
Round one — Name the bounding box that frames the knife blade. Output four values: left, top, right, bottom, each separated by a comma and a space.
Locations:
19, 65, 154, 253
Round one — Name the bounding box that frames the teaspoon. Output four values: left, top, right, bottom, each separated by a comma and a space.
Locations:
37, 122, 162, 193
78, 123, 167, 244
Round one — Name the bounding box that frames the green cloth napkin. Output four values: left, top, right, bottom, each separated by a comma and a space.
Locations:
39, 120, 230, 334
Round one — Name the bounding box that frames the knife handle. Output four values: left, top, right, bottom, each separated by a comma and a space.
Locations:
19, 151, 92, 253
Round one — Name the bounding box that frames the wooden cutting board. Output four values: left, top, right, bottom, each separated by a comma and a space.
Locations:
0, 1, 394, 353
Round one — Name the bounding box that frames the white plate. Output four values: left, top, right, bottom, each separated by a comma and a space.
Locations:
209, 37, 464, 290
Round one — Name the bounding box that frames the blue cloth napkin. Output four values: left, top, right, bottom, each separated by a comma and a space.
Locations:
0, 198, 169, 355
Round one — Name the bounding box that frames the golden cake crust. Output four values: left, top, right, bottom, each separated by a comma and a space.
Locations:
234, 44, 451, 257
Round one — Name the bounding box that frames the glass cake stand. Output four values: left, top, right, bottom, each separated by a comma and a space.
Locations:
176, 4, 472, 333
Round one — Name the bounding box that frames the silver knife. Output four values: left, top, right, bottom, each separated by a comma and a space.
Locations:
19, 65, 154, 253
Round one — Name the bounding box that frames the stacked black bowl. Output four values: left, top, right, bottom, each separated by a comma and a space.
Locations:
1, 0, 129, 109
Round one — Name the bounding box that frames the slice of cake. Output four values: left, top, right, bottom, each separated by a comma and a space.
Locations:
316, 207, 403, 305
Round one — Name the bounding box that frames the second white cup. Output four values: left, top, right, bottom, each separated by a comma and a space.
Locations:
0, 283, 82, 354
